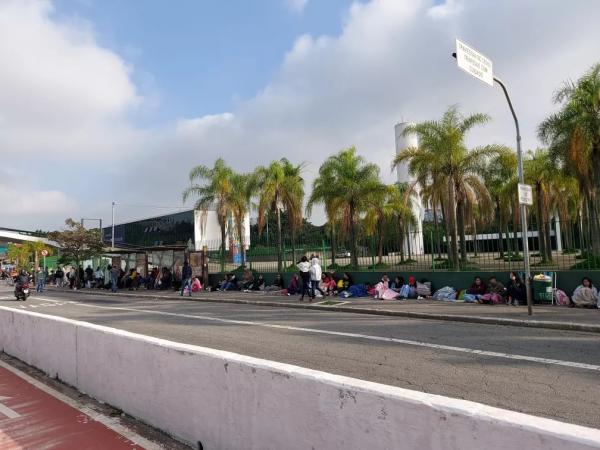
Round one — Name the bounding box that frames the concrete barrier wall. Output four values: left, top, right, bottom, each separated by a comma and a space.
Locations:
1, 306, 600, 450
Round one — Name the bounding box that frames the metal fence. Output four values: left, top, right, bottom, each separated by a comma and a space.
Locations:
203, 218, 598, 273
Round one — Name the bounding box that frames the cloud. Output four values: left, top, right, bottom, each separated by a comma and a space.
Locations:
286, 0, 309, 13
0, 0, 140, 156
2, 0, 600, 230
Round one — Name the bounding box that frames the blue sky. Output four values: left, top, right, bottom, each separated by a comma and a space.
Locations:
52, 0, 354, 125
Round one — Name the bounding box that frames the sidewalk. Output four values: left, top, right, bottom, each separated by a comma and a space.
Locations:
47, 286, 600, 333
0, 359, 156, 449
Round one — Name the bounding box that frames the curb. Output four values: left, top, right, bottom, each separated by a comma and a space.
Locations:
48, 288, 600, 334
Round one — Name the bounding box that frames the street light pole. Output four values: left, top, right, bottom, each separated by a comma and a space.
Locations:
492, 77, 533, 316
111, 201, 116, 249
452, 50, 532, 315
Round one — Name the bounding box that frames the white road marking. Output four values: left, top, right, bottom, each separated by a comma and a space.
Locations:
0, 395, 20, 419
0, 360, 161, 449
26, 298, 600, 372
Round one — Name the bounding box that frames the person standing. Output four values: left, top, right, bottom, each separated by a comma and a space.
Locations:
36, 267, 45, 293
110, 265, 120, 293
180, 261, 193, 297
310, 256, 324, 299
297, 256, 312, 301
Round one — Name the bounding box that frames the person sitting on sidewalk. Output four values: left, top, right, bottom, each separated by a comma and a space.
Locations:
479, 277, 506, 304
285, 274, 300, 296
264, 273, 285, 292
320, 273, 337, 296
571, 277, 599, 308
464, 276, 487, 302
506, 272, 526, 306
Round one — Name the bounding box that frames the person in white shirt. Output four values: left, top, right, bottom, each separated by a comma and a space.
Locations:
310, 256, 325, 298
296, 255, 312, 301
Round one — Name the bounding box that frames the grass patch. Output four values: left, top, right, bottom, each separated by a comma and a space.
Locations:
571, 256, 600, 270
561, 248, 579, 255
503, 254, 524, 262
431, 259, 452, 270
367, 262, 390, 270
396, 259, 417, 266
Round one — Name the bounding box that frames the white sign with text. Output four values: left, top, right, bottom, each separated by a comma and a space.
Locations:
455, 39, 494, 86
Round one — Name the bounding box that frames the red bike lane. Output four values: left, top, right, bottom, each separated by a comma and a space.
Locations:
0, 363, 147, 449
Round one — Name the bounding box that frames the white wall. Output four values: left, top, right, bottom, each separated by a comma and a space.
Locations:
194, 210, 251, 251
1, 307, 600, 450
394, 122, 425, 255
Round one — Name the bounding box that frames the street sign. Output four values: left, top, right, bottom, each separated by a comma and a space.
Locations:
518, 183, 533, 205
41, 249, 49, 256
455, 39, 493, 86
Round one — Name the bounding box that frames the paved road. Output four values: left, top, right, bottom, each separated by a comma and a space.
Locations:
1, 288, 599, 429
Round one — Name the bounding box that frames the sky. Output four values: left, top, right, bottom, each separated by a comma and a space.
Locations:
1, 0, 600, 231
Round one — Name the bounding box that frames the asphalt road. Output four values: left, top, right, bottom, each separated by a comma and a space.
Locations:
1, 287, 599, 429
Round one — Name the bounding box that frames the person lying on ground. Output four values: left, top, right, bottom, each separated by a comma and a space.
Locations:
264, 273, 285, 292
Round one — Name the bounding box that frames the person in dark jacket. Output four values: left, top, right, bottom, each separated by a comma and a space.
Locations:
506, 272, 526, 306
180, 261, 193, 297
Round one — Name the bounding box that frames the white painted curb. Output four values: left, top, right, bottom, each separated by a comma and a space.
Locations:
0, 306, 599, 449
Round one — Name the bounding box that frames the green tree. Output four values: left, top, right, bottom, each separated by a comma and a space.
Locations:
482, 148, 517, 258
24, 241, 53, 282
538, 63, 600, 254
364, 183, 416, 265
183, 158, 234, 270
308, 147, 385, 268
6, 243, 31, 269
255, 159, 305, 272
393, 106, 498, 269
227, 173, 256, 268
48, 219, 104, 285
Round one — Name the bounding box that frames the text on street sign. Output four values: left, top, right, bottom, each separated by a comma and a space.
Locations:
455, 39, 494, 86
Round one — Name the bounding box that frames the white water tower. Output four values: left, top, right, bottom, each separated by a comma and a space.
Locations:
394, 122, 424, 255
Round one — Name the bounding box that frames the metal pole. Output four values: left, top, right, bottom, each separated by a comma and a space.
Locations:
111, 201, 116, 249
99, 219, 103, 244
493, 76, 532, 315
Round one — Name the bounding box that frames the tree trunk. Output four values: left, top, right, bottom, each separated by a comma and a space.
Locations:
457, 197, 467, 269
472, 218, 478, 257
349, 202, 359, 268
536, 186, 548, 261
330, 225, 336, 269
220, 222, 226, 272
34, 252, 40, 283
276, 206, 283, 272
291, 226, 297, 268
237, 220, 245, 267
544, 216, 553, 262
497, 200, 505, 258
512, 207, 520, 255
377, 220, 384, 265
433, 205, 442, 259
589, 195, 600, 255
447, 177, 460, 270
406, 226, 413, 260
398, 220, 405, 263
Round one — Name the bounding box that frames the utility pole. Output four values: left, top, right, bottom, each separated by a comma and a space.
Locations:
452, 39, 532, 314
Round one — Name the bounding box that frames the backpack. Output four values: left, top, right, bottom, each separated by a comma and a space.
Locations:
554, 289, 569, 306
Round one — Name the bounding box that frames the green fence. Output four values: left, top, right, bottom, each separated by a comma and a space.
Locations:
204, 218, 600, 273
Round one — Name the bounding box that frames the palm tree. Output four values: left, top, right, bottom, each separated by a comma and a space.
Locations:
393, 106, 498, 269
255, 158, 305, 272
227, 173, 256, 268
524, 149, 560, 262
182, 158, 233, 271
483, 148, 517, 259
538, 63, 600, 254
308, 147, 385, 268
